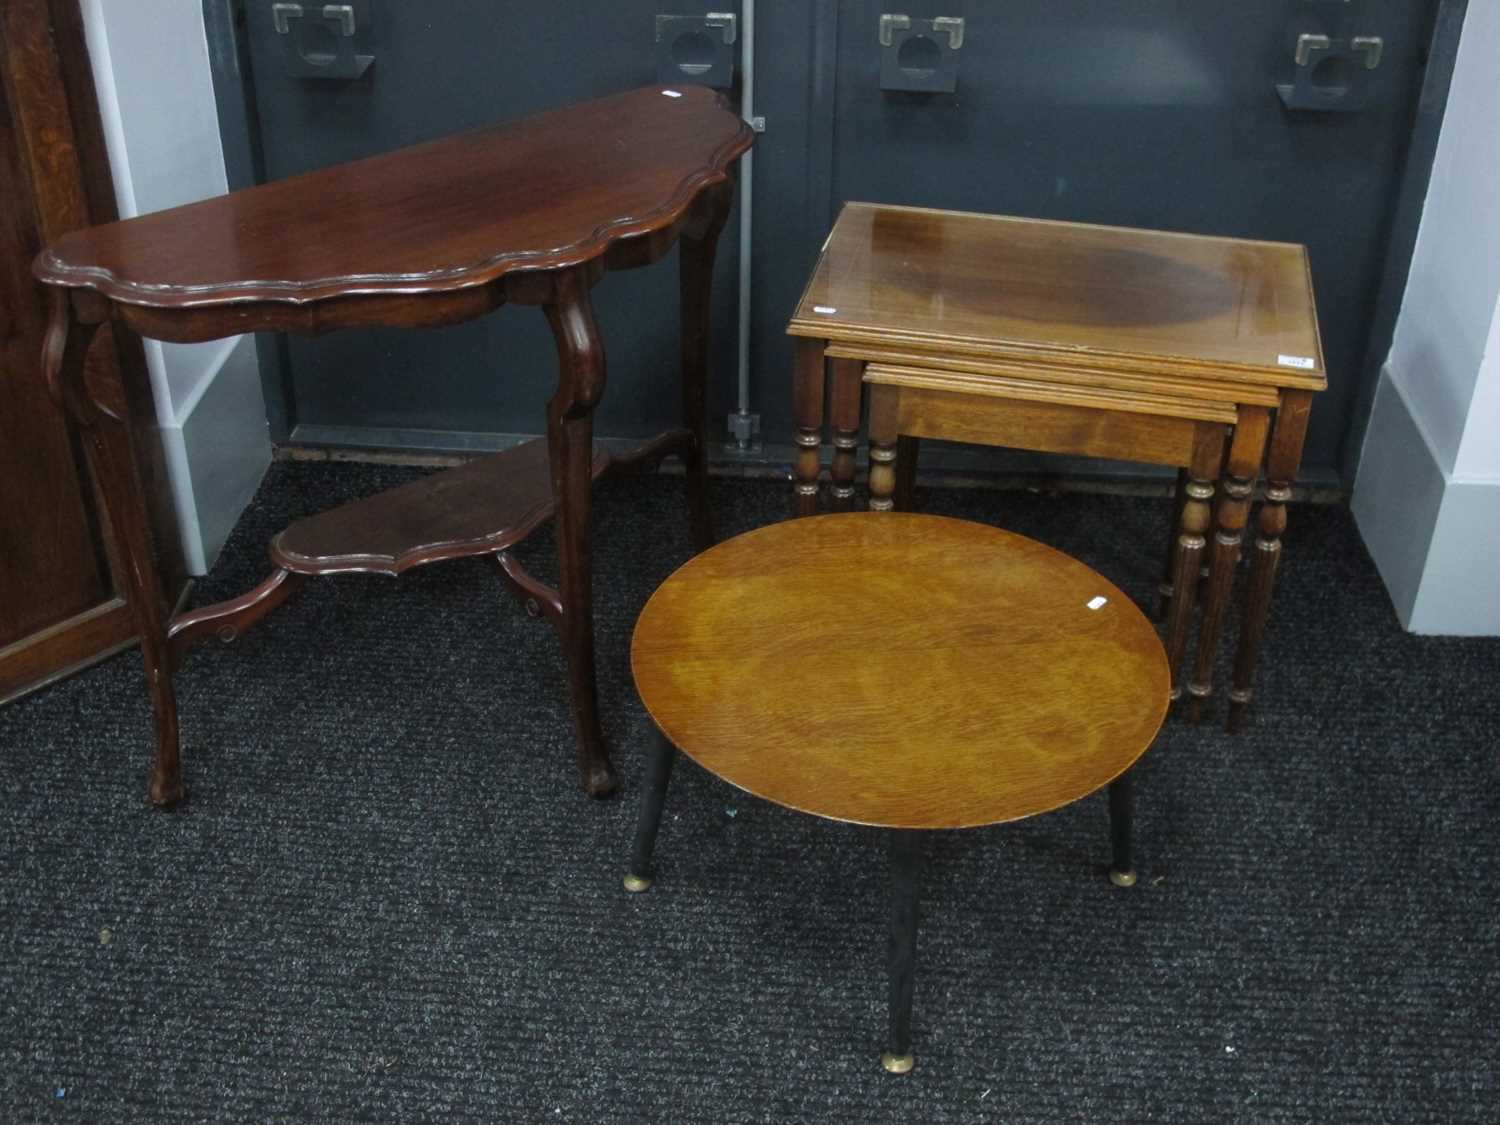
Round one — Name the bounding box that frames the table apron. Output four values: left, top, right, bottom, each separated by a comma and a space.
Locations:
892, 384, 1221, 468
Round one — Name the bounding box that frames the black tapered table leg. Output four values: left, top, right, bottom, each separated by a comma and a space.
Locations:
624, 730, 679, 892
1108, 770, 1137, 888
883, 829, 924, 1074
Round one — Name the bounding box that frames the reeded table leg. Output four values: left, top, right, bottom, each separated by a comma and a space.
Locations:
1229, 392, 1314, 733
1164, 424, 1227, 701
624, 730, 678, 892
1187, 408, 1270, 723
679, 182, 731, 554
43, 291, 186, 807
790, 338, 826, 518
883, 830, 924, 1075
1108, 770, 1137, 888
544, 271, 617, 797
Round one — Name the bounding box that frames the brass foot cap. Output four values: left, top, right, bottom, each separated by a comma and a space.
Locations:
622, 873, 653, 893
1109, 868, 1138, 889
881, 1052, 915, 1075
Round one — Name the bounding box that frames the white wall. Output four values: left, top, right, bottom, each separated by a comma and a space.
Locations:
80, 0, 270, 574
1353, 1, 1500, 635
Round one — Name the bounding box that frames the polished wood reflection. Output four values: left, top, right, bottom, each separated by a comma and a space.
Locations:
34, 85, 752, 804
789, 202, 1327, 730
632, 513, 1169, 830
791, 203, 1326, 388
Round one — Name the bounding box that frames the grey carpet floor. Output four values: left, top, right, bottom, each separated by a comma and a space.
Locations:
2, 464, 1498, 1124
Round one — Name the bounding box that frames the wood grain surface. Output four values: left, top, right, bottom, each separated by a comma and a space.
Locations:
863, 363, 1239, 424
34, 85, 752, 308
825, 344, 1284, 408
632, 513, 1169, 829
790, 203, 1325, 388
270, 439, 610, 576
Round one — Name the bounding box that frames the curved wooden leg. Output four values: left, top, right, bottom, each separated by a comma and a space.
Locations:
1187, 409, 1270, 723
166, 568, 307, 673
679, 182, 731, 553
1228, 392, 1312, 733
791, 338, 825, 518
829, 358, 863, 512
1164, 425, 1225, 703
44, 290, 184, 807
544, 271, 616, 798
491, 551, 564, 624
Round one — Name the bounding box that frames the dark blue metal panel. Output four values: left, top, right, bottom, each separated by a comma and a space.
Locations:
239, 0, 741, 447
825, 0, 1437, 473
221, 0, 1444, 481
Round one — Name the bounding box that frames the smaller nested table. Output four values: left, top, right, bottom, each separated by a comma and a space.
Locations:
787, 203, 1326, 729
625, 513, 1169, 1071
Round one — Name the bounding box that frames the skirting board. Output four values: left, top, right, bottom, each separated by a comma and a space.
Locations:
285, 423, 1344, 498
1353, 365, 1500, 635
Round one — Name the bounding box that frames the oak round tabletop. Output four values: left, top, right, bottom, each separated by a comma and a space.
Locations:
631, 513, 1170, 830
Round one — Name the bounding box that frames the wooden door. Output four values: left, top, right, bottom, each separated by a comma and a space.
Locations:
0, 0, 184, 703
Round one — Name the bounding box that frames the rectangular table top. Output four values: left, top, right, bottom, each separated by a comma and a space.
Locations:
789, 203, 1326, 390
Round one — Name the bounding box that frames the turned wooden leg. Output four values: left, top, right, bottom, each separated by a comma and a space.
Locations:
828, 358, 863, 512
867, 383, 898, 512
894, 436, 920, 512
544, 271, 616, 797
1157, 468, 1189, 621
1229, 392, 1313, 733
791, 337, 825, 518
43, 290, 185, 807
678, 183, 731, 554
1187, 409, 1270, 723
1164, 424, 1226, 702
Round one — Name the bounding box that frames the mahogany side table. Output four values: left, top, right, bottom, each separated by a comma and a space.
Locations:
787, 203, 1326, 730
625, 512, 1170, 1071
33, 85, 753, 806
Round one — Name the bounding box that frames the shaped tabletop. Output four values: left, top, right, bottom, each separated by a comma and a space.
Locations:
35, 86, 752, 308
789, 203, 1326, 389
632, 513, 1170, 830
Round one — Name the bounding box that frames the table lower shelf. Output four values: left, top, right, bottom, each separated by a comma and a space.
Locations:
163, 430, 688, 670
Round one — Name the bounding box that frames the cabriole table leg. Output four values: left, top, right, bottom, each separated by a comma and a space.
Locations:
544, 271, 617, 797
43, 291, 186, 807
679, 182, 732, 553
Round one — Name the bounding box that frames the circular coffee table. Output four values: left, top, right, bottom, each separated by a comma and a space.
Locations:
625, 512, 1169, 1072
